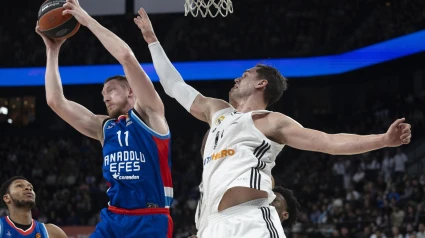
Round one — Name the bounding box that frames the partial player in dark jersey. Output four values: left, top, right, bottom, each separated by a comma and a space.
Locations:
36, 0, 173, 237
0, 176, 67, 238
271, 186, 300, 229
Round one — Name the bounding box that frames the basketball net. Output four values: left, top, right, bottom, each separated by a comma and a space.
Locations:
184, 0, 233, 18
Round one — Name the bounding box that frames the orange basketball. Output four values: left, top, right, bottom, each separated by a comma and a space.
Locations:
38, 0, 80, 39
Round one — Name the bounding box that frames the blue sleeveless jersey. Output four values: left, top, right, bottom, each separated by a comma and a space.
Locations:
0, 216, 48, 238
102, 109, 173, 209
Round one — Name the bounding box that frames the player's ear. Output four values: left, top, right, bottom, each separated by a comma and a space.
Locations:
3, 194, 11, 205
255, 79, 268, 89
281, 211, 289, 221
128, 87, 134, 98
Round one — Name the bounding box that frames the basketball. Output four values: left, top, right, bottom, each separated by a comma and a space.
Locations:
38, 0, 80, 39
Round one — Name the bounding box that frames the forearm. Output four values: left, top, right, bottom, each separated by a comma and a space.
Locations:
45, 49, 65, 105
86, 19, 132, 63
330, 133, 387, 155
148, 41, 199, 112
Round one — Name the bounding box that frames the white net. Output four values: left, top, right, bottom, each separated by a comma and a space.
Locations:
184, 0, 233, 18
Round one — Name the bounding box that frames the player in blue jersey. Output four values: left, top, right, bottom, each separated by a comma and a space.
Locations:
35, 0, 173, 237
0, 176, 67, 238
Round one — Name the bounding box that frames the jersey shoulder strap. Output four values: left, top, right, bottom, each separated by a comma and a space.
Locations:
39, 223, 49, 238
128, 109, 170, 139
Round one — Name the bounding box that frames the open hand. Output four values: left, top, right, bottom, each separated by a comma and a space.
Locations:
134, 8, 158, 44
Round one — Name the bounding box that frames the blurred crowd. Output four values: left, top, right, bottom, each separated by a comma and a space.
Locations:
0, 0, 424, 67
274, 89, 425, 238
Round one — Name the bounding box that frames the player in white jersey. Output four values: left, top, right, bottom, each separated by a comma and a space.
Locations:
192, 130, 300, 237
134, 8, 412, 238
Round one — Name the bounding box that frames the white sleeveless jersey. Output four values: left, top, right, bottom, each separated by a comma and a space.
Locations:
195, 107, 285, 231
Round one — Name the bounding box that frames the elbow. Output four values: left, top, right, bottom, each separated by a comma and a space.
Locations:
163, 87, 173, 97
324, 134, 339, 155
118, 49, 135, 64
159, 80, 174, 97
46, 96, 57, 108
46, 95, 65, 109
160, 77, 185, 97
327, 148, 338, 156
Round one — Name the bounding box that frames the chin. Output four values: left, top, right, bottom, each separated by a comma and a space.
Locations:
109, 110, 126, 119
13, 199, 36, 209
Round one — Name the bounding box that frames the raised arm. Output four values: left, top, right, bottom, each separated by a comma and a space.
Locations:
268, 113, 411, 155
36, 26, 106, 141
63, 0, 167, 134
134, 8, 230, 124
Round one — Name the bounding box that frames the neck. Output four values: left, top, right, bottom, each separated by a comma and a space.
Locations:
9, 208, 32, 225
124, 104, 133, 113
235, 96, 266, 113
121, 101, 135, 115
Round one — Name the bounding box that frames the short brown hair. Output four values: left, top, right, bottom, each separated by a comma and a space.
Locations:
104, 75, 129, 88
256, 64, 288, 106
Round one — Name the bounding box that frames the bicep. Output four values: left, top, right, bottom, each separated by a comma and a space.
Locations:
50, 99, 106, 140
190, 95, 231, 124
279, 118, 332, 154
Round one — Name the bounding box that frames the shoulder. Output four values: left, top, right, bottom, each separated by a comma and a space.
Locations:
98, 115, 113, 132
211, 106, 235, 121
100, 115, 114, 124
262, 112, 303, 128
201, 97, 232, 123
97, 115, 110, 123
44, 223, 67, 238
257, 112, 304, 142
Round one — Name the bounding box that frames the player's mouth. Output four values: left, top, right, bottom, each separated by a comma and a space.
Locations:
24, 192, 34, 198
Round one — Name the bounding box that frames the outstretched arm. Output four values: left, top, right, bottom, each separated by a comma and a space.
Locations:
134, 8, 230, 124
36, 25, 106, 141
269, 113, 411, 155
63, 0, 167, 134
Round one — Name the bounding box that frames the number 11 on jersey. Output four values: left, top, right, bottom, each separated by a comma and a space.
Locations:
117, 130, 129, 147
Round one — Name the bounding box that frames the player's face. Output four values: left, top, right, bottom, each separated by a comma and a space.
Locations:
271, 192, 289, 222
229, 67, 261, 101
102, 80, 131, 118
3, 179, 36, 209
